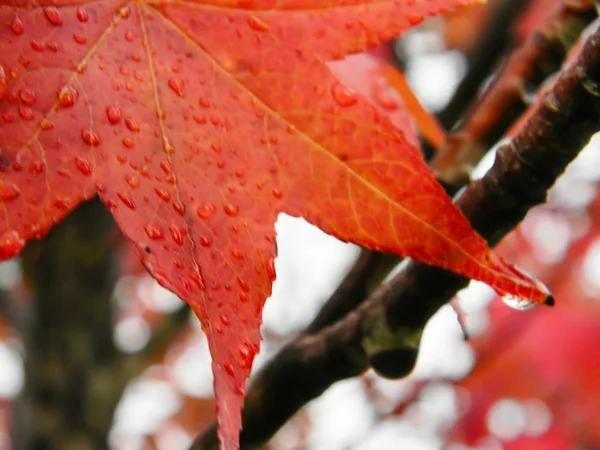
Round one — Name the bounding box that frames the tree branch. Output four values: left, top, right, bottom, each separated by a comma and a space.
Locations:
192, 23, 600, 449
432, 0, 597, 189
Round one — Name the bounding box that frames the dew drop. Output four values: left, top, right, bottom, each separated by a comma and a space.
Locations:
19, 88, 36, 105
223, 203, 239, 216
407, 13, 423, 26
0, 230, 25, 260
44, 7, 63, 26
247, 15, 270, 32
125, 174, 139, 188
53, 198, 70, 210
154, 187, 170, 201
172, 201, 185, 216
125, 118, 140, 132
372, 84, 398, 110
116, 191, 135, 209
0, 181, 21, 201
81, 129, 101, 146
122, 138, 135, 148
331, 82, 357, 107
29, 160, 45, 174
223, 362, 235, 377
58, 85, 78, 107
501, 294, 537, 311
199, 235, 211, 247
11, 17, 23, 36
231, 247, 243, 259
237, 276, 250, 292
265, 258, 276, 281
40, 119, 54, 130
73, 33, 87, 45
74, 156, 92, 175
144, 224, 164, 240
168, 78, 184, 97
168, 224, 185, 245
19, 107, 33, 120
76, 7, 88, 22
106, 105, 122, 124
0, 65, 6, 100
272, 188, 282, 199
239, 345, 253, 369
197, 203, 215, 219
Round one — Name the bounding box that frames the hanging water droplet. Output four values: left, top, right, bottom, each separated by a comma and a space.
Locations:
501, 294, 537, 311
44, 7, 63, 26
106, 105, 122, 124
0, 230, 25, 260
74, 156, 92, 175
144, 224, 164, 240
0, 181, 21, 201
19, 88, 36, 105
58, 85, 78, 107
81, 129, 101, 146
331, 82, 357, 107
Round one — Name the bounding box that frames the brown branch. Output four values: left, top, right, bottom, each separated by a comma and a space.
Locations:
432, 0, 597, 189
192, 23, 600, 449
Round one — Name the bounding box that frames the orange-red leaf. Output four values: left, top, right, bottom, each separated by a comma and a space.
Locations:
0, 0, 551, 448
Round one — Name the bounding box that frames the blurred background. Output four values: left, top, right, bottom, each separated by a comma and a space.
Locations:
2, 0, 600, 449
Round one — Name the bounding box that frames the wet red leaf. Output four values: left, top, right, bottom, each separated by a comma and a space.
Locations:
0, 0, 551, 448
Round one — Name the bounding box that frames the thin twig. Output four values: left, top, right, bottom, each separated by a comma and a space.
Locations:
432, 0, 597, 189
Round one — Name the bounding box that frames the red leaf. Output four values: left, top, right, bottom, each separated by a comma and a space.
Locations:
0, 0, 550, 448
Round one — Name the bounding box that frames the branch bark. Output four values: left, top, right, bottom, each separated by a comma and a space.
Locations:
193, 23, 600, 449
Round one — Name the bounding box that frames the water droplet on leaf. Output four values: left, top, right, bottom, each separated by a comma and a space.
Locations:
331, 82, 357, 107
106, 105, 122, 124
117, 191, 136, 209
247, 16, 270, 32
224, 203, 239, 216
44, 7, 63, 26
76, 7, 88, 22
75, 157, 92, 175
144, 225, 164, 240
58, 85, 78, 108
0, 230, 25, 259
0, 181, 21, 201
11, 17, 23, 35
168, 78, 184, 97
197, 203, 215, 219
81, 129, 101, 146
19, 88, 36, 105
125, 118, 140, 132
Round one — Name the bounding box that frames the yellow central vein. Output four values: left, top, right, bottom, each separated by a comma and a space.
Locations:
137, 2, 206, 300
